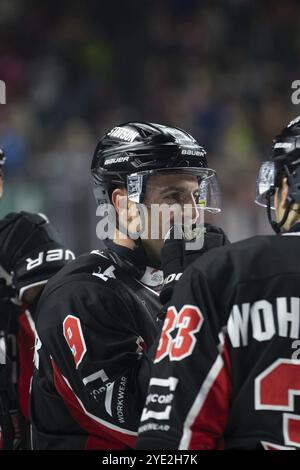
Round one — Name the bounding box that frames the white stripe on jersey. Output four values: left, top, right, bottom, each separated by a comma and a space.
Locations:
179, 354, 224, 450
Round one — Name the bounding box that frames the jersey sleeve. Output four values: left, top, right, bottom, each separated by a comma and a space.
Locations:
35, 279, 155, 448
136, 264, 232, 450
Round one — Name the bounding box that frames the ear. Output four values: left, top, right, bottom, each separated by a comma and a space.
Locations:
279, 177, 289, 210
111, 187, 128, 215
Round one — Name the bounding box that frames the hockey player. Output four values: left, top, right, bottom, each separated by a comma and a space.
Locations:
0, 211, 75, 449
0, 148, 19, 449
30, 122, 228, 450
137, 117, 300, 450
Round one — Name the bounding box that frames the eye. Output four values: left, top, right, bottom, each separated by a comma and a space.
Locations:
163, 192, 185, 204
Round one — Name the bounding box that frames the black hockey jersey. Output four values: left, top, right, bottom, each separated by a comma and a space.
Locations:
0, 298, 19, 449
0, 304, 36, 449
137, 226, 300, 450
30, 241, 163, 449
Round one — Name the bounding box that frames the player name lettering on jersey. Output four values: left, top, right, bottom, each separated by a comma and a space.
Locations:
227, 297, 300, 347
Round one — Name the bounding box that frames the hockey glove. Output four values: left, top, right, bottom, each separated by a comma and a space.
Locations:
160, 222, 229, 304
0, 212, 75, 300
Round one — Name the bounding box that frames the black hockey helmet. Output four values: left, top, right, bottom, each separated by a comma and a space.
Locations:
255, 115, 300, 233
91, 122, 221, 212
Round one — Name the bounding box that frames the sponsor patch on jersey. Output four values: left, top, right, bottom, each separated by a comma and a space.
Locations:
140, 376, 178, 422
138, 422, 170, 434
116, 377, 127, 424
139, 267, 164, 288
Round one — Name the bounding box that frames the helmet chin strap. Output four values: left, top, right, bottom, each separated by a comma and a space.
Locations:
266, 190, 292, 234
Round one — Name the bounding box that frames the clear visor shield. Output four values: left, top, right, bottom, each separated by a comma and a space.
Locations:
126, 168, 222, 213
255, 161, 276, 210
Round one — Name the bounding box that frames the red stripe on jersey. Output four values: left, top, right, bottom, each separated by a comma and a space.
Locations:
287, 415, 300, 447
180, 339, 231, 450
51, 359, 136, 449
84, 435, 125, 450
18, 310, 36, 419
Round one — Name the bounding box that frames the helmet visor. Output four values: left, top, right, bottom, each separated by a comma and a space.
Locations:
255, 161, 276, 209
127, 167, 222, 213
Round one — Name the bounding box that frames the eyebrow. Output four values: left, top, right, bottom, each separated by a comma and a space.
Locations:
160, 186, 188, 194
160, 186, 199, 195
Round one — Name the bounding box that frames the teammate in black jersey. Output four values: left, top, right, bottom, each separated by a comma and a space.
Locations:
0, 149, 75, 449
30, 122, 228, 449
0, 211, 75, 449
137, 117, 300, 450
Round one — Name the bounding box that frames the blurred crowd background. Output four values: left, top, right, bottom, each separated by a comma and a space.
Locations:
0, 0, 299, 254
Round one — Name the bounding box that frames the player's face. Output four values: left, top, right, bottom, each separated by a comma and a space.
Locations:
275, 178, 300, 231
141, 173, 200, 260
145, 172, 199, 228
